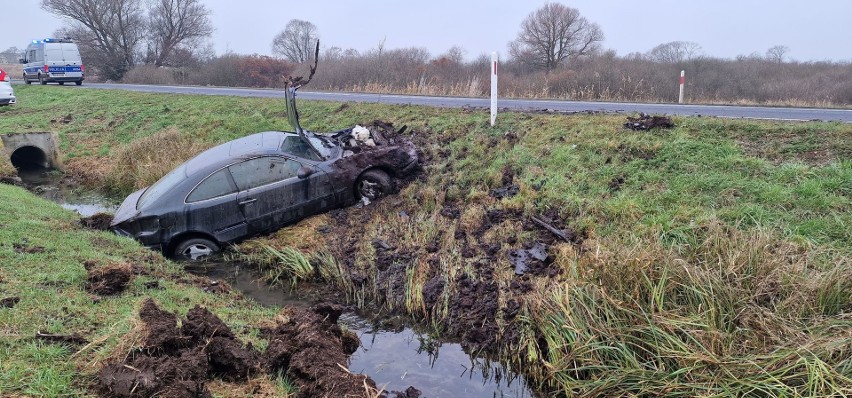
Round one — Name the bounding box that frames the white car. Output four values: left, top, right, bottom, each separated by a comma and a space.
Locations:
0, 67, 16, 106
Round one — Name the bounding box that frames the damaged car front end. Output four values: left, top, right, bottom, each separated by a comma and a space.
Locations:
111, 82, 418, 260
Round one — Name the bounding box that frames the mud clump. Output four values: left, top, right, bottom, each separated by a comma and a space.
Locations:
447, 272, 500, 352
80, 213, 114, 231
96, 299, 259, 398
84, 260, 134, 295
264, 303, 377, 398
624, 113, 674, 130
1, 297, 20, 308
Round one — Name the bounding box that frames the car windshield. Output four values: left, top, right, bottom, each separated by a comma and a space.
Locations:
137, 164, 187, 210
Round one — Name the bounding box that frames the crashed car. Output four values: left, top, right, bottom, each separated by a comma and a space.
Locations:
0, 67, 16, 106
110, 86, 417, 260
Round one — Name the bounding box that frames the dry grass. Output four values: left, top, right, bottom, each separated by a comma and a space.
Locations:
0, 63, 23, 78
104, 127, 210, 191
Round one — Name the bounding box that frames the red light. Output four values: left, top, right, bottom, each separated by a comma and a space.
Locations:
0, 69, 7, 81
80, 64, 85, 72
44, 65, 49, 72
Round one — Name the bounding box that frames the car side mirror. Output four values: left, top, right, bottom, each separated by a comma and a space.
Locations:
297, 166, 315, 179
19, 58, 26, 64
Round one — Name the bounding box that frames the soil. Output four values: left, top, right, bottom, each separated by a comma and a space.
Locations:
0, 296, 20, 308
80, 213, 114, 231
96, 299, 380, 398
624, 113, 675, 130
84, 260, 134, 295
35, 331, 89, 346
263, 303, 379, 398
13, 242, 45, 254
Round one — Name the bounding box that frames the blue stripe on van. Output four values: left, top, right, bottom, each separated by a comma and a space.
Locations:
48, 66, 82, 73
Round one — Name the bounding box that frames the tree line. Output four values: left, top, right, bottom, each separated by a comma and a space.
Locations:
33, 1, 852, 105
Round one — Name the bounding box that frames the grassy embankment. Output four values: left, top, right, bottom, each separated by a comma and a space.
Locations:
0, 89, 298, 397
2, 85, 851, 396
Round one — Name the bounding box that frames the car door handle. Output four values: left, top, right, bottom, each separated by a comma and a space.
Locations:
239, 198, 257, 205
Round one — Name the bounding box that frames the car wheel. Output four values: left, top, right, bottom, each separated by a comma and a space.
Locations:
39, 74, 46, 85
24, 74, 31, 85
75, 80, 83, 86
59, 82, 65, 86
174, 238, 220, 261
356, 169, 394, 200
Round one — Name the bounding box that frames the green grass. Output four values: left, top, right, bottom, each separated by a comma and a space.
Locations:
0, 183, 290, 396
1, 85, 851, 396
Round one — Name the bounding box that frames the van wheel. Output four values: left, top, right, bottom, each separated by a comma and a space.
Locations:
174, 238, 220, 261
75, 81, 83, 86
24, 74, 31, 85
38, 74, 46, 85
356, 169, 394, 200
59, 82, 65, 86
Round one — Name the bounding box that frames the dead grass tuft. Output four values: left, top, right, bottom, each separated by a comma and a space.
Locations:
104, 127, 210, 191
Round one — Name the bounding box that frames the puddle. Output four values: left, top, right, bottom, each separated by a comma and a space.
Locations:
17, 169, 118, 216
190, 262, 535, 398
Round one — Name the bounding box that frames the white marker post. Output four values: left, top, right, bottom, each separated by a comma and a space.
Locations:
490, 52, 498, 126
678, 70, 685, 104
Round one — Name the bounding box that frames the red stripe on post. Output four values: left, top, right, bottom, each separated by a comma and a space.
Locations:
494, 61, 498, 75
679, 76, 685, 85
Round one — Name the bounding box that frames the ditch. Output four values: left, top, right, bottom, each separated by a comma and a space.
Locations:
17, 167, 535, 397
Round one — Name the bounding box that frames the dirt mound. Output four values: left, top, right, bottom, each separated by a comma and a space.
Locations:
263, 303, 377, 398
84, 260, 134, 295
80, 213, 114, 231
96, 299, 260, 397
97, 300, 378, 398
624, 113, 674, 130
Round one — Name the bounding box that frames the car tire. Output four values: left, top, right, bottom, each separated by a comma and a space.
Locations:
59, 82, 65, 86
356, 169, 394, 200
174, 238, 220, 261
24, 74, 31, 85
75, 80, 83, 86
39, 74, 46, 85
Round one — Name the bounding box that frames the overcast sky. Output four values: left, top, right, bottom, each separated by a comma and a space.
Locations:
5, 1, 851, 62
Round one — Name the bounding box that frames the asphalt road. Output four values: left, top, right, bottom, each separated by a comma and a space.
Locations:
35, 81, 852, 123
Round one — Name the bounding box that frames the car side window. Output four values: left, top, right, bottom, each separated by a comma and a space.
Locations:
186, 169, 236, 203
281, 137, 320, 161
229, 157, 302, 191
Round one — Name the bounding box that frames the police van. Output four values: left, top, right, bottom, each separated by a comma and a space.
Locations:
22, 38, 85, 86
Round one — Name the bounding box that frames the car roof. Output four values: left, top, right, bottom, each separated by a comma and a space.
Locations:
184, 131, 297, 176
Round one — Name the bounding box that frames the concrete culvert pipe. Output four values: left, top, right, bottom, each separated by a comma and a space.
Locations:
0, 133, 63, 171
10, 146, 49, 170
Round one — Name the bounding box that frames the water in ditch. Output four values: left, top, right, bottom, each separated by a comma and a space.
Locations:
190, 263, 534, 398
17, 169, 118, 216
18, 169, 535, 397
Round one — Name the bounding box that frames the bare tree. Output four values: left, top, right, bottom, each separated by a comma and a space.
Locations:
146, 0, 213, 67
648, 41, 703, 64
271, 19, 319, 63
41, 0, 145, 80
766, 45, 789, 63
509, 3, 604, 70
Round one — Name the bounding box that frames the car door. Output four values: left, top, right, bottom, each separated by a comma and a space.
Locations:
183, 168, 247, 243
229, 156, 310, 233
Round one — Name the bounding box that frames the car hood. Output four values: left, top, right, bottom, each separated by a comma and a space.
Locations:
111, 187, 147, 226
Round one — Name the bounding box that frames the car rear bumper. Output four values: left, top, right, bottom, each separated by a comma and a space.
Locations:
0, 97, 15, 105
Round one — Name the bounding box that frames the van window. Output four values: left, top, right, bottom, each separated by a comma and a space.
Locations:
60, 43, 81, 62
45, 44, 63, 62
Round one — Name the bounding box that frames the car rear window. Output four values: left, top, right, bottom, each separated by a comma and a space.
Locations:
137, 165, 187, 209
186, 169, 236, 203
